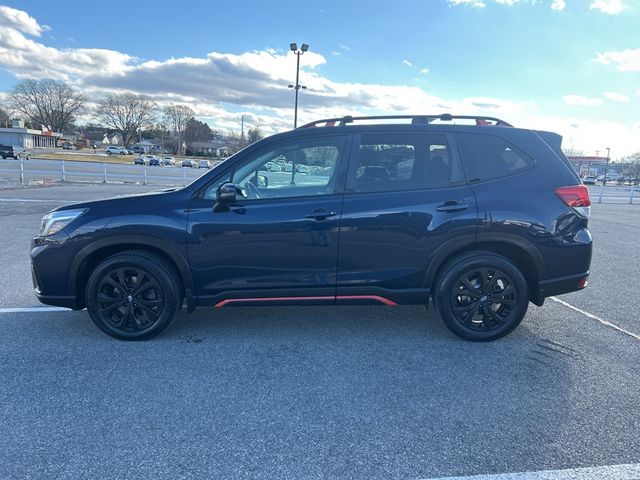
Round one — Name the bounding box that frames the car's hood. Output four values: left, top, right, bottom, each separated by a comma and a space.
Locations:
52, 187, 186, 213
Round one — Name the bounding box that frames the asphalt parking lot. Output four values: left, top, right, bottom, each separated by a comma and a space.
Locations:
0, 184, 638, 479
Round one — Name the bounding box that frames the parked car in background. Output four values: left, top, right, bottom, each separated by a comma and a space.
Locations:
62, 143, 77, 150
198, 159, 211, 169
162, 156, 176, 166
148, 157, 161, 166
105, 146, 130, 155
134, 156, 145, 165
296, 165, 310, 175
181, 159, 196, 168
0, 145, 31, 160
583, 176, 596, 185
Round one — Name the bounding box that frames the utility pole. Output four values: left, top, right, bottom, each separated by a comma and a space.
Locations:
241, 115, 245, 147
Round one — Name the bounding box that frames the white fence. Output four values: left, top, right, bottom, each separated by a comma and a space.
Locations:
588, 184, 639, 204
0, 158, 214, 187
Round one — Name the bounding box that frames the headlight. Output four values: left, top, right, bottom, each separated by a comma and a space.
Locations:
39, 209, 87, 236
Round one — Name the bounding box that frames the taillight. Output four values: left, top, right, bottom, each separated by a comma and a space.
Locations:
555, 185, 591, 217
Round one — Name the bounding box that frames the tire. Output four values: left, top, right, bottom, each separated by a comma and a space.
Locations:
120, 151, 125, 155
106, 151, 112, 155
85, 251, 183, 340
16, 154, 21, 160
26, 154, 31, 160
434, 251, 529, 341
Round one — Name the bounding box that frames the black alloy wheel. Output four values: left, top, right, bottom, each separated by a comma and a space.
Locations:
86, 252, 182, 340
435, 252, 529, 341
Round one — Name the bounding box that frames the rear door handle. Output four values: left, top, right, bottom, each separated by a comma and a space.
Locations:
306, 209, 337, 221
436, 201, 469, 213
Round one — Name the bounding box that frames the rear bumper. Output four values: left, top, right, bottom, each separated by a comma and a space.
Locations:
535, 271, 589, 304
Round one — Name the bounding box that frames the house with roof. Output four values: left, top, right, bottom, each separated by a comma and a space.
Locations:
188, 141, 232, 157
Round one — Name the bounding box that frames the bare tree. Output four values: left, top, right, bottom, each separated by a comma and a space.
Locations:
0, 105, 11, 128
10, 79, 86, 132
164, 105, 194, 155
562, 146, 585, 158
246, 125, 264, 146
96, 93, 156, 147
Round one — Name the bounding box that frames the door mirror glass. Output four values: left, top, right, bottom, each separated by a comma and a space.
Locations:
217, 182, 238, 203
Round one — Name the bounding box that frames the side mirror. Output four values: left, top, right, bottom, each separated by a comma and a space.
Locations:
214, 182, 238, 212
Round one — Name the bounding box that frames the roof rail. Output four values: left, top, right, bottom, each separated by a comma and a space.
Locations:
298, 114, 513, 129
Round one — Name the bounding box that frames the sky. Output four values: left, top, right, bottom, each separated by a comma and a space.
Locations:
0, 0, 638, 158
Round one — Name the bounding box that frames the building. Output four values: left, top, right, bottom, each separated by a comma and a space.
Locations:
0, 119, 62, 148
188, 141, 232, 157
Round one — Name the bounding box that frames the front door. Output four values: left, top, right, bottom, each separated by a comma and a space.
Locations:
187, 135, 349, 306
336, 131, 478, 305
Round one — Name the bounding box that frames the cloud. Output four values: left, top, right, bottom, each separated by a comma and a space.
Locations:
420, 68, 430, 74
603, 92, 630, 103
331, 51, 342, 56
589, 0, 625, 14
0, 5, 49, 36
594, 48, 640, 72
448, 0, 486, 7
525, 115, 640, 159
402, 60, 413, 67
0, 5, 637, 156
562, 95, 603, 106
338, 44, 350, 51
449, 0, 626, 11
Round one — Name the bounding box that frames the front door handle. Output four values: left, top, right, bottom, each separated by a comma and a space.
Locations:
306, 209, 337, 221
436, 201, 469, 213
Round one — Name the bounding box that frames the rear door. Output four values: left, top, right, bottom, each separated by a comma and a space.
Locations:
336, 131, 478, 304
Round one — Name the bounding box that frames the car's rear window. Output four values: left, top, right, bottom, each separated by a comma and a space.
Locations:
456, 133, 535, 183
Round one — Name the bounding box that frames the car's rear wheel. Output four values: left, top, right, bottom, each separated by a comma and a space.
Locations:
86, 251, 183, 340
435, 252, 529, 341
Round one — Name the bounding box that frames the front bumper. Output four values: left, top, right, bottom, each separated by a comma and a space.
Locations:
31, 236, 80, 309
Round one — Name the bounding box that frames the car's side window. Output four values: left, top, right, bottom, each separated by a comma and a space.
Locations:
204, 136, 345, 201
347, 133, 462, 193
456, 133, 535, 183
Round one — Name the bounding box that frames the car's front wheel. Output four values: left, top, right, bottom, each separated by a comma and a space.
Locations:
86, 251, 183, 340
435, 251, 529, 341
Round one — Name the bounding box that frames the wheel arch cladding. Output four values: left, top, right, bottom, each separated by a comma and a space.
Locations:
71, 238, 193, 309
426, 241, 545, 305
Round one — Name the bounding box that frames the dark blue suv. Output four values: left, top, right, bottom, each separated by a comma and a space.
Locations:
31, 114, 592, 341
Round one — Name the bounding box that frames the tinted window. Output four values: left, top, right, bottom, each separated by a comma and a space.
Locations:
349, 133, 462, 193
456, 133, 534, 183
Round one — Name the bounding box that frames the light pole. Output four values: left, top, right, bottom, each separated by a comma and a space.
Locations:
602, 147, 611, 185
288, 42, 309, 128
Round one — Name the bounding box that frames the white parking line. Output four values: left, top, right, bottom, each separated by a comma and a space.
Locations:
0, 198, 65, 203
550, 296, 640, 341
0, 306, 71, 313
424, 462, 640, 479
